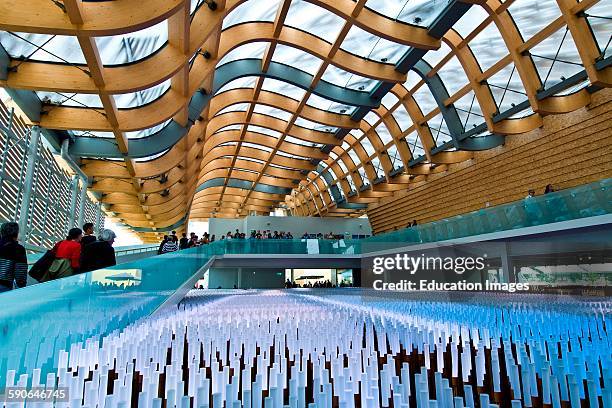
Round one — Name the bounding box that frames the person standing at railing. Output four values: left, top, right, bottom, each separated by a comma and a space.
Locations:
157, 235, 168, 254
179, 233, 189, 250
0, 222, 27, 292
40, 228, 82, 281
160, 235, 179, 254
81, 223, 96, 247
80, 229, 117, 273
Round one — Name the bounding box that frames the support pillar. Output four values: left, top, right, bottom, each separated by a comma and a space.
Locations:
77, 177, 88, 229
500, 242, 514, 283
18, 125, 40, 243
68, 175, 79, 229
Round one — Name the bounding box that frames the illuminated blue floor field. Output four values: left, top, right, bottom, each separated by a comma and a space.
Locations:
2, 288, 610, 407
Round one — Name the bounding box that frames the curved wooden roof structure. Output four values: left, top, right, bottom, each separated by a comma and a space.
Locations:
0, 0, 610, 241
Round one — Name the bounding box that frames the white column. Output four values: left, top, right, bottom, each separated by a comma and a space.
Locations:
18, 125, 40, 243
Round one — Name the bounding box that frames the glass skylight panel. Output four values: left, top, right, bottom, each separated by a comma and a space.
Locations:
391, 104, 413, 132
365, 0, 441, 27
36, 91, 103, 108
371, 156, 383, 177
216, 102, 250, 116
411, 84, 438, 115
238, 156, 266, 164
327, 102, 355, 115
362, 112, 380, 126
0, 32, 86, 64
125, 119, 171, 139
215, 76, 258, 95
96, 20, 167, 65
469, 23, 508, 72
134, 149, 169, 162
387, 144, 402, 168
328, 168, 342, 187
247, 125, 282, 138
381, 93, 399, 110
217, 42, 267, 67
336, 158, 349, 174
276, 150, 309, 160
428, 114, 452, 146
403, 71, 422, 91
530, 28, 584, 90
215, 124, 243, 133
321, 65, 378, 92
375, 123, 393, 145
271, 44, 323, 75
360, 137, 376, 157
454, 91, 485, 130
586, 1, 612, 58
346, 173, 356, 191
508, 0, 561, 41
306, 93, 334, 111
487, 63, 528, 113
436, 56, 468, 96
453, 6, 489, 38
285, 0, 345, 40
254, 104, 293, 121
115, 79, 171, 109
294, 117, 336, 132
406, 130, 425, 158
340, 25, 377, 60
422, 42, 451, 69
329, 151, 339, 160
357, 167, 369, 185
348, 149, 360, 166
243, 142, 273, 152
261, 78, 307, 100
222, 0, 280, 29
285, 135, 321, 148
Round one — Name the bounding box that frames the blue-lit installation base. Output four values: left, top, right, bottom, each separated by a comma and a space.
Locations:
3, 289, 610, 407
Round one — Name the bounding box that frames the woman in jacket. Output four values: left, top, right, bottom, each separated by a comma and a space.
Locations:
44, 228, 83, 280
0, 222, 28, 292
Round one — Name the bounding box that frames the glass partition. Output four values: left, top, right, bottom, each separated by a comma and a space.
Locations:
365, 178, 611, 248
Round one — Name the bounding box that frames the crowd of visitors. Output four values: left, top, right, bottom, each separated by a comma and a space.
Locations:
156, 229, 359, 254
0, 221, 118, 291
526, 184, 557, 199
284, 279, 352, 288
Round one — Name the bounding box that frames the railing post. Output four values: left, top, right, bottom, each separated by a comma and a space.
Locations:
95, 201, 102, 235
68, 175, 79, 229
77, 177, 88, 230
18, 125, 40, 243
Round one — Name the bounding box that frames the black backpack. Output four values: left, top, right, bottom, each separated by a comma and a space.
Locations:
28, 243, 59, 282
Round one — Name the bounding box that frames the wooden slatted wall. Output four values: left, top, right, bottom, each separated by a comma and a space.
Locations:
367, 88, 612, 234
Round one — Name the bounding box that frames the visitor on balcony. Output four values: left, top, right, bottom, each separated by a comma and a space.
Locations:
161, 235, 179, 253
179, 233, 189, 250
0, 222, 27, 292
80, 229, 117, 273
158, 235, 169, 254
544, 184, 555, 194
81, 223, 96, 246
525, 189, 536, 199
